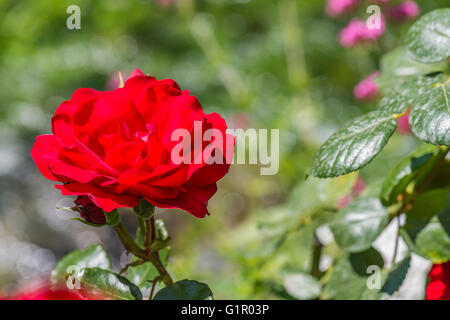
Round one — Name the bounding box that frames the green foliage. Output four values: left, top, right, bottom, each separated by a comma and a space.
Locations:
79, 267, 142, 300
330, 198, 389, 253
51, 244, 111, 283
402, 189, 450, 263
133, 199, 155, 220
322, 248, 384, 300
410, 82, 450, 146
378, 256, 411, 299
153, 280, 213, 300
380, 144, 435, 206
310, 110, 397, 178
283, 273, 321, 300
406, 8, 450, 63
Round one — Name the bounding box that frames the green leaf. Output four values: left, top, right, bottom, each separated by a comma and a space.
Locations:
283, 273, 321, 300
153, 279, 213, 300
330, 198, 389, 252
410, 82, 450, 146
311, 110, 397, 178
378, 74, 444, 115
376, 47, 447, 91
402, 189, 450, 263
133, 199, 155, 220
406, 8, 450, 64
379, 256, 411, 299
51, 244, 111, 283
380, 144, 436, 206
322, 248, 384, 300
79, 267, 142, 300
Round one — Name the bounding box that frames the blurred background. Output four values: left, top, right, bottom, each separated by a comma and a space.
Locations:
0, 0, 448, 299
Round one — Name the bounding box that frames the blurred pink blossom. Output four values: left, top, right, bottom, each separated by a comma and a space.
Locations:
353, 71, 380, 100
339, 16, 386, 47
337, 176, 366, 209
326, 0, 359, 17
157, 0, 174, 7
397, 111, 412, 135
388, 1, 419, 21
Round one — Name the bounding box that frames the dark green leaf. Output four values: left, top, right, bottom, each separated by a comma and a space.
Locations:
410, 82, 450, 146
379, 256, 411, 299
406, 9, 450, 64
153, 279, 213, 300
51, 244, 111, 283
283, 273, 321, 300
380, 144, 436, 206
311, 110, 397, 178
402, 189, 450, 263
134, 199, 155, 220
330, 198, 389, 252
79, 267, 142, 300
322, 248, 384, 300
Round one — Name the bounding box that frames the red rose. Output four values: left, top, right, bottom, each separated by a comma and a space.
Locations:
5, 283, 102, 300
74, 195, 107, 225
426, 262, 450, 300
31, 69, 233, 218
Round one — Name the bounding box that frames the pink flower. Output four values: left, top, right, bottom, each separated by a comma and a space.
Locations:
388, 1, 419, 21
353, 71, 380, 100
397, 111, 412, 135
326, 0, 359, 17
339, 16, 386, 47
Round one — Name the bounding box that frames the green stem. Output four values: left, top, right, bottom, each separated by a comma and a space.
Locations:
113, 222, 174, 286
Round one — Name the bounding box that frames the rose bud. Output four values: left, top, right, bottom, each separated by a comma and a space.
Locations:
74, 195, 107, 225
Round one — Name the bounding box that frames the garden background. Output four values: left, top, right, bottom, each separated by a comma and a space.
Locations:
0, 0, 448, 299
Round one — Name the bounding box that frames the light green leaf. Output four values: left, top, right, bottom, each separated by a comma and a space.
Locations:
410, 82, 450, 146
51, 244, 111, 284
322, 248, 384, 300
330, 198, 389, 252
311, 110, 397, 178
283, 273, 321, 300
402, 189, 450, 263
153, 279, 213, 300
380, 144, 436, 206
406, 8, 450, 64
376, 47, 447, 91
79, 267, 142, 300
